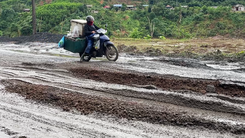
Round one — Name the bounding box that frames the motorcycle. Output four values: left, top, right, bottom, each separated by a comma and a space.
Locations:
80, 26, 119, 62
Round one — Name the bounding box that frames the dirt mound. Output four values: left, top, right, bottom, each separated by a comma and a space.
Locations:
0, 32, 64, 43
69, 67, 245, 97
2, 79, 245, 134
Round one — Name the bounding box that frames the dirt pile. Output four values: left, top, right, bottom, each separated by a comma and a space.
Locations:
69, 67, 245, 97
0, 32, 64, 43
1, 79, 245, 134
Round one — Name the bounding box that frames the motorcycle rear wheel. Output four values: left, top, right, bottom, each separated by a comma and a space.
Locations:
105, 44, 118, 61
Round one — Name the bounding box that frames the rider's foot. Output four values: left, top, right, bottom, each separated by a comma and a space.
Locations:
81, 52, 89, 57
80, 52, 87, 62
92, 51, 97, 57
80, 52, 90, 62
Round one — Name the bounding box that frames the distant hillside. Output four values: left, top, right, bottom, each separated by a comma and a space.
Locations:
105, 0, 148, 5
0, 0, 100, 8
1, 0, 245, 39
1, 0, 245, 9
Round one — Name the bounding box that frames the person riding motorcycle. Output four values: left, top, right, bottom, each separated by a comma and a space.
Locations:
83, 15, 100, 56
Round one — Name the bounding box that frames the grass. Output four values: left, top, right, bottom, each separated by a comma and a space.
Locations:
113, 37, 245, 61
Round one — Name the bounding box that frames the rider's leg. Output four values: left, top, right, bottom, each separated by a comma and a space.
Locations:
85, 38, 93, 54
84, 34, 95, 55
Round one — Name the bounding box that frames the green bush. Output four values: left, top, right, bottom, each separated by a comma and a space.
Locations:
144, 35, 151, 39
129, 28, 143, 38
159, 36, 166, 40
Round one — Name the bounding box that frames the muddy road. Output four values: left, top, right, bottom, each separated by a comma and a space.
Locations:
0, 42, 245, 138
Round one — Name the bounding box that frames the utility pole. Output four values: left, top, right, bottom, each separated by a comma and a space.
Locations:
32, 0, 36, 34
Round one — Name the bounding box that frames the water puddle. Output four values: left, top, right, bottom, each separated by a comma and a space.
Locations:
0, 131, 10, 138
205, 62, 244, 70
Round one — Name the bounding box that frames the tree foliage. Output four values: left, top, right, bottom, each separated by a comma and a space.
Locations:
1, 0, 245, 38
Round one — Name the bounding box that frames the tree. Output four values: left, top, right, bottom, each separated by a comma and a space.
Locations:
147, 12, 156, 37
32, 0, 36, 34
12, 3, 25, 12
19, 15, 33, 35
122, 3, 127, 11
1, 8, 17, 22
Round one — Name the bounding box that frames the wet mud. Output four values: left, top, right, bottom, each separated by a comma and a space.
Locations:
1, 79, 245, 135
1, 42, 245, 137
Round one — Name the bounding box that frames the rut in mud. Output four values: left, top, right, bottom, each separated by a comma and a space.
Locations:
1, 79, 245, 135
69, 67, 245, 97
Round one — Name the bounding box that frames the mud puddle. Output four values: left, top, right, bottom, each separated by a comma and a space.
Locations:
153, 57, 245, 71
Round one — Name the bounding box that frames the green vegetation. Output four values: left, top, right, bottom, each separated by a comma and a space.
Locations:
1, 0, 245, 39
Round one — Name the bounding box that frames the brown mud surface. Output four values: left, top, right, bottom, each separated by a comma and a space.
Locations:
0, 41, 245, 137
69, 67, 245, 97
1, 79, 245, 134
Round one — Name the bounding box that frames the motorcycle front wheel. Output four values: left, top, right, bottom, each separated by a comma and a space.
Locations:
105, 44, 118, 61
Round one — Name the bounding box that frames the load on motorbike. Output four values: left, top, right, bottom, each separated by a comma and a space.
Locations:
61, 19, 118, 62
